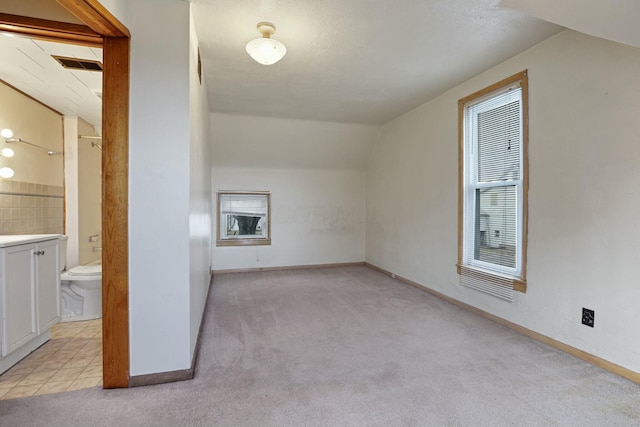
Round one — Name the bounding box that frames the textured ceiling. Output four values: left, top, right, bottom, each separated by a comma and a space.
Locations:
191, 0, 562, 124
501, 0, 640, 49
1, 1, 638, 128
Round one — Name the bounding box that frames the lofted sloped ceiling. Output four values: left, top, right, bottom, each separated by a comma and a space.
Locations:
1, 1, 639, 127
191, 0, 563, 124
501, 0, 640, 49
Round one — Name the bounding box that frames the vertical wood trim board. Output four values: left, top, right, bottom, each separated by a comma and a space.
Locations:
101, 36, 130, 388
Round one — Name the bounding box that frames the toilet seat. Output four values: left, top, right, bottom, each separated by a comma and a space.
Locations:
67, 265, 101, 276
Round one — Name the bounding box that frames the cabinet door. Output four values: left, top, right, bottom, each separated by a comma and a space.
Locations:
1, 244, 37, 357
36, 239, 61, 333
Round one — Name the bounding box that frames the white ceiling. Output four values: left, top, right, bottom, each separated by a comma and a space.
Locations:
0, 34, 103, 129
191, 0, 562, 124
502, 0, 640, 50
2, 1, 639, 128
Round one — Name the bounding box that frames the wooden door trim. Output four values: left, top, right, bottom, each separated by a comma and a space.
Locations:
100, 36, 129, 388
56, 0, 130, 37
0, 13, 102, 47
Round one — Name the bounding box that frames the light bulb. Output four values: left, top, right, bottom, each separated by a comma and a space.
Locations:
0, 167, 14, 179
246, 38, 287, 65
1, 128, 13, 138
1, 147, 14, 157
246, 22, 287, 65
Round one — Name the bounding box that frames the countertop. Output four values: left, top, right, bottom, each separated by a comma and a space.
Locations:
0, 234, 62, 248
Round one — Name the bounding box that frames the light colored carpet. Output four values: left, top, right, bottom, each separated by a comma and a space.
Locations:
1, 266, 639, 426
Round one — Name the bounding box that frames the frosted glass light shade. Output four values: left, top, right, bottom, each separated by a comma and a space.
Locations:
1, 128, 13, 138
246, 37, 287, 65
1, 147, 14, 157
0, 167, 14, 179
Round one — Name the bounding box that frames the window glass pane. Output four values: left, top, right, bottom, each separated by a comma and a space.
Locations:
474, 185, 517, 268
224, 214, 265, 236
477, 99, 520, 183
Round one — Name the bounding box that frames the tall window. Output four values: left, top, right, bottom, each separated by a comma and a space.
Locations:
458, 71, 528, 300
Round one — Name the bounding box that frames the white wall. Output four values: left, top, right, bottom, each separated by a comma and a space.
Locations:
211, 114, 376, 270
366, 29, 640, 373
189, 8, 212, 358
128, 0, 192, 376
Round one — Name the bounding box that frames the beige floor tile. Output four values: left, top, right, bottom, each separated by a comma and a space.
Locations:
0, 374, 25, 389
23, 350, 55, 363
67, 376, 101, 391
1, 384, 42, 400
49, 367, 85, 383
4, 364, 37, 376
48, 350, 80, 361
0, 319, 103, 398
76, 347, 101, 358
78, 365, 103, 379
34, 358, 70, 372
38, 340, 67, 351
75, 332, 99, 339
34, 380, 74, 395
18, 370, 58, 386
61, 339, 90, 350
62, 356, 94, 369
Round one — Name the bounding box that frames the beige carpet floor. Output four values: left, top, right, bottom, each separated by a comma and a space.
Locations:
1, 265, 639, 426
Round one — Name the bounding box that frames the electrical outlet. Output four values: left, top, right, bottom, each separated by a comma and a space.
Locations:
582, 308, 595, 328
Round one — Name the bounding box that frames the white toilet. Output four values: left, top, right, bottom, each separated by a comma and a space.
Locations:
58, 236, 103, 322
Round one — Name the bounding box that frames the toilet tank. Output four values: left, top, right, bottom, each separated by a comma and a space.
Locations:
59, 235, 68, 272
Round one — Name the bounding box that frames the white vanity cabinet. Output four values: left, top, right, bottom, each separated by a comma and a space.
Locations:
0, 235, 61, 373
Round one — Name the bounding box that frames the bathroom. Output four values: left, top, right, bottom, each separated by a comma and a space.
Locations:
0, 36, 104, 396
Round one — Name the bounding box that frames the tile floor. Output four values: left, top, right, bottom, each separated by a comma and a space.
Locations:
0, 319, 102, 400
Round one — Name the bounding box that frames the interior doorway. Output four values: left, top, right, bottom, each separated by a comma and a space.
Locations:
0, 3, 130, 389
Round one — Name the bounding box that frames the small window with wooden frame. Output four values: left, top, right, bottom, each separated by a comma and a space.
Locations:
217, 191, 271, 247
458, 70, 528, 300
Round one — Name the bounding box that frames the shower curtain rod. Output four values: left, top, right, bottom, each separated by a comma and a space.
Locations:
5, 138, 61, 156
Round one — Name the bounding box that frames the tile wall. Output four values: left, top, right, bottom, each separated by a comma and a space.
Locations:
0, 180, 64, 235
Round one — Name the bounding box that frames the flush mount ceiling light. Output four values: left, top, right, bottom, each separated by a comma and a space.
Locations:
245, 22, 287, 65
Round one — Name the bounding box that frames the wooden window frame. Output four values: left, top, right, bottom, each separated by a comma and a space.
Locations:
457, 70, 529, 293
216, 191, 272, 247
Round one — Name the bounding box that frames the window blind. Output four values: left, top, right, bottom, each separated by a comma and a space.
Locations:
461, 85, 522, 301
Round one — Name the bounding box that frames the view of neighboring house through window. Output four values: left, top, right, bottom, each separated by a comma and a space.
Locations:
458, 71, 528, 300
217, 191, 271, 246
